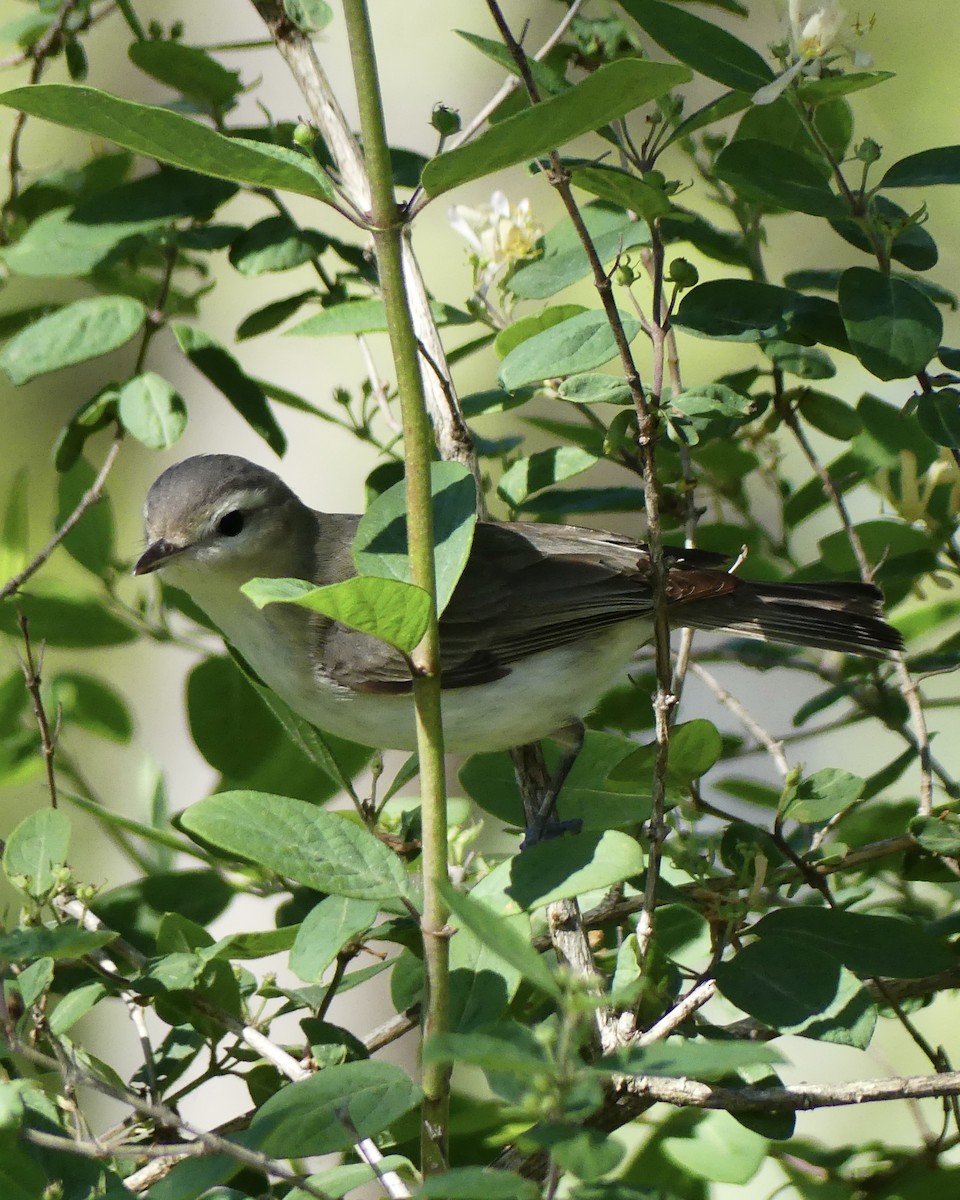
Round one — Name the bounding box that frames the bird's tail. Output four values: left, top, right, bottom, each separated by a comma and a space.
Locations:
678, 579, 903, 658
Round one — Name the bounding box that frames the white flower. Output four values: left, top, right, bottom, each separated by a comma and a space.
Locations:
753, 1, 865, 105
448, 191, 542, 298
789, 0, 845, 59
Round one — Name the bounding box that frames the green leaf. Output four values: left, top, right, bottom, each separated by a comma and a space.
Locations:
3, 809, 71, 897
180, 790, 409, 900
55, 455, 115, 576
242, 574, 430, 656
49, 981, 107, 1035
796, 70, 895, 102
497, 447, 599, 508
784, 768, 864, 823
0, 85, 333, 201
421, 59, 690, 196
570, 164, 674, 220
460, 732, 652, 833
0, 1133, 49, 1200
50, 672, 132, 742
608, 719, 722, 793
673, 279, 796, 341
439, 879, 561, 1000
494, 304, 587, 359
173, 324, 286, 454
353, 461, 477, 618
187, 655, 282, 777
830, 195, 939, 272
290, 896, 379, 982
621, 0, 773, 91
15, 959, 54, 1010
237, 290, 318, 340
608, 1039, 781, 1081
0, 294, 145, 384
118, 372, 187, 449
416, 1166, 540, 1199
662, 1110, 768, 1185
838, 267, 943, 380
287, 296, 468, 337
0, 468, 28, 584
0, 592, 137, 647
456, 31, 568, 99
715, 938, 876, 1047
797, 390, 862, 439
910, 812, 960, 855
128, 40, 242, 113
881, 145, 960, 188
506, 830, 643, 910
664, 383, 756, 444
229, 215, 326, 275
665, 90, 753, 149
917, 389, 960, 447
423, 1028, 547, 1075
498, 310, 641, 389
0, 924, 114, 962
753, 908, 955, 978
557, 374, 632, 405
715, 139, 844, 217
248, 1061, 421, 1156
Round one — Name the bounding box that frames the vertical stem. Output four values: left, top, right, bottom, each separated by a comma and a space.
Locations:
341, 0, 449, 1174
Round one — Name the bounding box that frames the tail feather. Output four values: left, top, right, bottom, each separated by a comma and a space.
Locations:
678, 580, 903, 658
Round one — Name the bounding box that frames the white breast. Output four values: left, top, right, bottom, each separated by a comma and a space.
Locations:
167, 560, 649, 753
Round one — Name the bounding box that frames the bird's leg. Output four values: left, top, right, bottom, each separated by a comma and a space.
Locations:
512, 720, 585, 848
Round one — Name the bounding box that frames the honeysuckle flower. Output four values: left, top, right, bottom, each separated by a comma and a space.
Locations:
753, 1, 871, 105
875, 449, 960, 529
448, 191, 543, 303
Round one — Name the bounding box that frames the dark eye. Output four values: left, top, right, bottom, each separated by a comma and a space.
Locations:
217, 510, 245, 537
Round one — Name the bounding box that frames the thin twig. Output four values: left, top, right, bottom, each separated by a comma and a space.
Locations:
54, 895, 412, 1199
443, 0, 587, 152
16, 615, 59, 808
482, 0, 676, 980
689, 661, 791, 779
635, 978, 718, 1047
0, 435, 123, 602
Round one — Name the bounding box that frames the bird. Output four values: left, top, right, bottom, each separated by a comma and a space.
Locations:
134, 454, 903, 757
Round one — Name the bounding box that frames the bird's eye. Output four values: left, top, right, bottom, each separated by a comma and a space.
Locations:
216, 510, 245, 537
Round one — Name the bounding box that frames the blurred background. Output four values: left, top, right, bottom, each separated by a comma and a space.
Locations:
1, 1, 958, 1192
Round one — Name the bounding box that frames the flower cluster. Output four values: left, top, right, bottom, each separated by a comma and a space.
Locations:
448, 191, 543, 311
753, 1, 872, 105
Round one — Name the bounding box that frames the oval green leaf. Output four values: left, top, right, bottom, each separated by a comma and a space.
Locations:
0, 295, 145, 384
422, 59, 690, 196
838, 267, 943, 380
180, 790, 409, 899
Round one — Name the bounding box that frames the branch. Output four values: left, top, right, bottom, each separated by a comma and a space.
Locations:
248, 0, 479, 479
0, 434, 122, 602
617, 1069, 960, 1113
54, 894, 412, 1199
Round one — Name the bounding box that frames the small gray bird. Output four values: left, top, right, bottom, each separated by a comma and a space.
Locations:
135, 454, 902, 755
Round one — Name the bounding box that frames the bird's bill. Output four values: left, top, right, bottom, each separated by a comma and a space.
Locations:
134, 538, 183, 575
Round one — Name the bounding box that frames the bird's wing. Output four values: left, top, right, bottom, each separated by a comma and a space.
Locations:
319, 520, 737, 693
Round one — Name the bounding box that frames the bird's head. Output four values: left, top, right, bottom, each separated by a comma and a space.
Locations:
134, 454, 307, 582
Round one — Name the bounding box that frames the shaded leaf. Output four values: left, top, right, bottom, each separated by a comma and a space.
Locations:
839, 267, 942, 380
